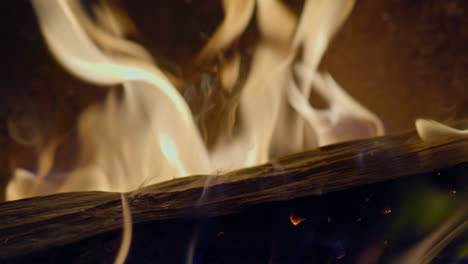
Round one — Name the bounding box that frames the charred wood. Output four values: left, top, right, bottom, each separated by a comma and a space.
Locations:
0, 129, 468, 259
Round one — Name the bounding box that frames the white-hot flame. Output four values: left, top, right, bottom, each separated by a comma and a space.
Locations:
7, 0, 384, 198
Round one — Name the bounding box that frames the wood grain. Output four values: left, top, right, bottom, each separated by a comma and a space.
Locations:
1, 129, 468, 259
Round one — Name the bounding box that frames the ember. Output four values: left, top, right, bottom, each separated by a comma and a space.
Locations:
289, 212, 306, 226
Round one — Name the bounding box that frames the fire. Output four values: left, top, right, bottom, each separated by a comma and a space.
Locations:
3, 1, 467, 263
416, 119, 468, 141
6, 0, 384, 199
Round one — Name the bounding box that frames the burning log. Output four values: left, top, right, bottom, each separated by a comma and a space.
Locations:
1, 128, 467, 260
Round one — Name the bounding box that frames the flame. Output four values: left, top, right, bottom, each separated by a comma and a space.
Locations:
5, 0, 384, 199
115, 193, 132, 264
196, 0, 255, 61
416, 119, 468, 141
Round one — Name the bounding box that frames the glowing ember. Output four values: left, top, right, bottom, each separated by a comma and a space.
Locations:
289, 212, 306, 226
382, 208, 392, 215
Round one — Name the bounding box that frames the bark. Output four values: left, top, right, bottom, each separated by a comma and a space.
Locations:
1, 129, 468, 258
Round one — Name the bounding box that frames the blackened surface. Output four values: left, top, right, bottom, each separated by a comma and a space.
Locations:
7, 164, 467, 263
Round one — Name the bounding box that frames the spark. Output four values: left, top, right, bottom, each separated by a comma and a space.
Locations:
382, 208, 392, 215
289, 212, 306, 226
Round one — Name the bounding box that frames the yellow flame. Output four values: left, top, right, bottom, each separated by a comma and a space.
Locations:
8, 0, 384, 201
114, 193, 132, 264
416, 119, 468, 141
196, 0, 255, 61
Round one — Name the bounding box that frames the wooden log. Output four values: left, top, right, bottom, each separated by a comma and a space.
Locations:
1, 129, 468, 259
